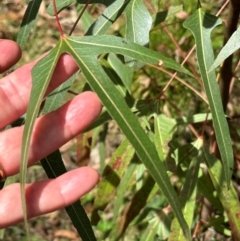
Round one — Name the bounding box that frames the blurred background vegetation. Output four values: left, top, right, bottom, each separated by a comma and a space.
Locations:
0, 0, 239, 240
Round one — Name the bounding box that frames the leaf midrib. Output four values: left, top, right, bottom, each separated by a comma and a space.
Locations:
197, 10, 228, 175
63, 37, 190, 238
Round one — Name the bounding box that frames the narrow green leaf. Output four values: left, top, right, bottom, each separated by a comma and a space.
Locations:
209, 27, 240, 72
101, 59, 128, 97
169, 156, 200, 241
108, 53, 133, 93
204, 149, 240, 239
154, 113, 176, 162
66, 35, 193, 76
40, 70, 96, 240
17, 0, 42, 49
125, 0, 152, 44
174, 113, 214, 125
91, 139, 135, 225
20, 42, 63, 235
41, 150, 97, 241
124, 0, 152, 68
23, 42, 96, 240
85, 0, 128, 36
42, 72, 77, 115
183, 9, 233, 187
63, 38, 191, 239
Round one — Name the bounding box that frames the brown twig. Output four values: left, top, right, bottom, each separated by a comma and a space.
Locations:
147, 63, 208, 104
219, 0, 240, 112
69, 0, 91, 36
229, 58, 240, 93
161, 22, 201, 83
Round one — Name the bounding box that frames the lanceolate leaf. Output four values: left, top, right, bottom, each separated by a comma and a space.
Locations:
101, 59, 128, 97
154, 113, 176, 162
41, 150, 97, 241
63, 36, 191, 239
108, 53, 133, 93
125, 0, 152, 46
42, 72, 77, 115
209, 27, 240, 72
65, 35, 193, 76
174, 113, 214, 125
17, 0, 42, 49
20, 43, 63, 234
40, 70, 97, 240
183, 9, 233, 187
86, 0, 129, 36
125, 0, 152, 67
21, 42, 97, 240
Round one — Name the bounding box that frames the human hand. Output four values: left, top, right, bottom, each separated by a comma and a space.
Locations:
0, 39, 102, 228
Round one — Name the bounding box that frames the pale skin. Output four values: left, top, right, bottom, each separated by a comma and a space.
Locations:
0, 39, 102, 228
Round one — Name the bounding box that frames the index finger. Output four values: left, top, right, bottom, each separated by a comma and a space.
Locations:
0, 40, 21, 73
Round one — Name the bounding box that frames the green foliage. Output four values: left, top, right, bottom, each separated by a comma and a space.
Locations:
183, 9, 233, 187
41, 150, 97, 241
3, 0, 240, 240
17, 0, 43, 49
209, 27, 240, 71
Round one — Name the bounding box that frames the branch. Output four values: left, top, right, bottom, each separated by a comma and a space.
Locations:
220, 0, 240, 112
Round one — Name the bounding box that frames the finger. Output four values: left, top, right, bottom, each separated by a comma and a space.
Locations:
0, 167, 99, 228
0, 53, 78, 129
0, 40, 21, 73
0, 91, 102, 177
